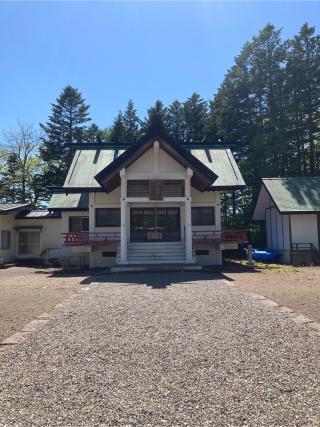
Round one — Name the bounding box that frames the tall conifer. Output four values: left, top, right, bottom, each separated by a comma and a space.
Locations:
39, 86, 91, 188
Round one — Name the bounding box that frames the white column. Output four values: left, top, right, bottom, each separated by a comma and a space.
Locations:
120, 168, 127, 263
88, 192, 95, 268
215, 192, 222, 265
215, 191, 221, 239
185, 168, 193, 263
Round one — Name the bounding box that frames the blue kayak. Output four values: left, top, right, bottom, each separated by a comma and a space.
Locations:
251, 248, 282, 262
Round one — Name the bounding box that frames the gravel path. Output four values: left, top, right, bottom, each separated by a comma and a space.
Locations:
1, 272, 320, 426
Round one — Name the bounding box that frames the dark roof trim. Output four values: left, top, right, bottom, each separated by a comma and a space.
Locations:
70, 142, 234, 150
49, 208, 89, 212
0, 203, 32, 215
14, 225, 43, 230
282, 210, 320, 214
55, 187, 104, 193
47, 186, 66, 193
208, 185, 246, 191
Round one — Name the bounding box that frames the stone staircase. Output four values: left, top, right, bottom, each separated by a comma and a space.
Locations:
116, 241, 192, 265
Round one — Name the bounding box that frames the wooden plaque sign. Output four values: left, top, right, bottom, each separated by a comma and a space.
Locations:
149, 180, 163, 200
148, 231, 163, 240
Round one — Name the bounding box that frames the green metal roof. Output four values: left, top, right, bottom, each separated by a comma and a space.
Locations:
191, 148, 245, 189
62, 146, 244, 191
63, 149, 125, 190
48, 193, 89, 210
263, 177, 320, 213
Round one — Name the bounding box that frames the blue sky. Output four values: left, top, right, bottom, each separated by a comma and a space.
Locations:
1, 1, 320, 131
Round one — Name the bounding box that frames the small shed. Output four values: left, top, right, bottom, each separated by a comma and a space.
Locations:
253, 177, 320, 264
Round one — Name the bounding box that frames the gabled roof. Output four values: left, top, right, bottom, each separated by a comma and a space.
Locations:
253, 177, 320, 219
0, 203, 31, 215
94, 132, 218, 193
48, 193, 89, 210
61, 119, 245, 194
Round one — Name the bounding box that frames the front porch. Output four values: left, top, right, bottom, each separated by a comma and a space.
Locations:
62, 229, 247, 246
62, 228, 247, 265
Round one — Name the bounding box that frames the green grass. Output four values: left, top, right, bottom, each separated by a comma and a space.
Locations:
227, 258, 299, 272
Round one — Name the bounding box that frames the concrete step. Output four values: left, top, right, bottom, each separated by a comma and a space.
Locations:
116, 242, 188, 265
128, 245, 185, 250
125, 251, 186, 256
111, 263, 202, 273
116, 257, 185, 264
127, 244, 185, 247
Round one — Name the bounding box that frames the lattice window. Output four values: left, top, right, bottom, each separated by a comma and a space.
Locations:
191, 207, 215, 226
95, 209, 121, 227
69, 217, 89, 232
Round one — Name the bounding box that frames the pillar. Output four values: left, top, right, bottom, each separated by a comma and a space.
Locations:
185, 168, 193, 263
120, 168, 127, 263
89, 192, 95, 268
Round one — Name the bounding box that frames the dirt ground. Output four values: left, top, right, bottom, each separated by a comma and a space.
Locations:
0, 262, 319, 342
223, 261, 320, 323
0, 266, 84, 341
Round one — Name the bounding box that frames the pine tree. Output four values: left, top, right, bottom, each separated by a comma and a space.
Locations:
286, 23, 320, 175
250, 24, 288, 177
183, 93, 208, 143
39, 86, 91, 188
144, 100, 168, 130
109, 112, 126, 143
86, 123, 104, 143
123, 99, 140, 143
0, 152, 20, 202
166, 100, 186, 142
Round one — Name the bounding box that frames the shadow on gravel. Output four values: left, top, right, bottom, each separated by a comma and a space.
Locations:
38, 261, 261, 289
79, 271, 235, 289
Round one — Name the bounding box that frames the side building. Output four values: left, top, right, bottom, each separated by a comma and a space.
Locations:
253, 177, 320, 265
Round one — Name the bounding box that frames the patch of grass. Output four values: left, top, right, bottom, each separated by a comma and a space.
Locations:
227, 258, 300, 273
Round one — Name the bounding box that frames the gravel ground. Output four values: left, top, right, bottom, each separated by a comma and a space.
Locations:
1, 271, 320, 426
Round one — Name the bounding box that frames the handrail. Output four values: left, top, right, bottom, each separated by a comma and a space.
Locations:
192, 229, 247, 242
291, 242, 317, 252
62, 232, 120, 245
63, 229, 247, 245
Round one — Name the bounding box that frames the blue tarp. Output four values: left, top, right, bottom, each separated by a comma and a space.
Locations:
252, 248, 282, 262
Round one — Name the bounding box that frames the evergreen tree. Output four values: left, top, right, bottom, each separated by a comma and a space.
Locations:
144, 100, 168, 129
250, 24, 288, 177
205, 101, 220, 144
286, 23, 320, 175
212, 22, 320, 236
39, 85, 91, 188
0, 152, 20, 202
183, 93, 208, 143
109, 112, 126, 143
166, 100, 186, 142
86, 123, 104, 143
123, 99, 140, 142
